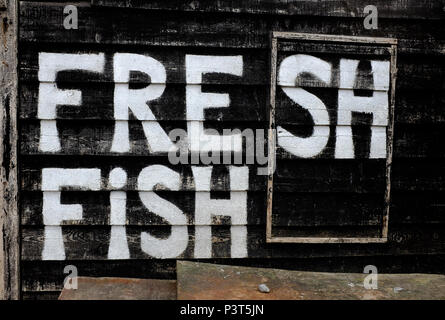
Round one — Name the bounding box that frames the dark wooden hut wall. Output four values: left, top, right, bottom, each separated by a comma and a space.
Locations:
18, 1, 445, 299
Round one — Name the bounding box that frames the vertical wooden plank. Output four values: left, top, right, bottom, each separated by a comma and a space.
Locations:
382, 44, 398, 238
266, 34, 277, 242
0, 0, 19, 300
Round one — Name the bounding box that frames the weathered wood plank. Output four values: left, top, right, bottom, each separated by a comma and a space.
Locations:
177, 261, 445, 300
18, 47, 445, 90
19, 83, 268, 121
92, 0, 445, 20
394, 91, 445, 124
275, 50, 391, 91
21, 259, 177, 292
19, 158, 389, 193
22, 291, 61, 300
277, 41, 391, 55
274, 191, 445, 225
19, 120, 264, 156
19, 82, 445, 125
275, 159, 445, 193
19, 3, 445, 55
19, 47, 265, 85
20, 160, 264, 192
20, 190, 386, 227
20, 190, 445, 227
58, 277, 177, 300
273, 191, 445, 225
273, 159, 386, 193
21, 224, 445, 260
392, 191, 445, 224
18, 120, 445, 159
276, 124, 445, 159
0, 0, 19, 300
20, 190, 267, 226
20, 158, 445, 192
270, 225, 382, 238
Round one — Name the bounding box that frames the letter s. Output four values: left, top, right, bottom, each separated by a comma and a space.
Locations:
277, 54, 332, 158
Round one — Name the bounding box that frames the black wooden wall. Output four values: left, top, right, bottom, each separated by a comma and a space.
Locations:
18, 0, 445, 299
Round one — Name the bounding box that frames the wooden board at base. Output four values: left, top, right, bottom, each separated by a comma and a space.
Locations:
58, 277, 177, 300
177, 261, 445, 300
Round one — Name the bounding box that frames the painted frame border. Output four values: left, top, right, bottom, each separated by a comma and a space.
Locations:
266, 32, 397, 244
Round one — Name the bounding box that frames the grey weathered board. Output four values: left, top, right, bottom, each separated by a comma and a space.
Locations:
1, 0, 19, 300
58, 277, 177, 300
18, 1, 445, 299
92, 0, 445, 20
176, 261, 445, 300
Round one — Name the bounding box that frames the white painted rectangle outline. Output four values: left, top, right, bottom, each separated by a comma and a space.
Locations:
266, 32, 397, 244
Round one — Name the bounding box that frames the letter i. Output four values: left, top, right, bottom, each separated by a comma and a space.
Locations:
107, 168, 130, 259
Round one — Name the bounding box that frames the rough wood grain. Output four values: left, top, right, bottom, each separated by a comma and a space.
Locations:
277, 41, 391, 55
18, 190, 445, 227
382, 44, 398, 239
22, 291, 60, 300
0, 0, 19, 300
19, 121, 445, 158
18, 47, 445, 90
177, 261, 445, 300
19, 83, 445, 125
19, 190, 386, 227
58, 277, 177, 300
19, 158, 445, 192
92, 0, 445, 20
20, 224, 445, 260
19, 3, 445, 55
20, 158, 389, 192
22, 259, 177, 292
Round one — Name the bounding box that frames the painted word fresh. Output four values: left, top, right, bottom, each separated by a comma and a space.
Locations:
37, 52, 389, 157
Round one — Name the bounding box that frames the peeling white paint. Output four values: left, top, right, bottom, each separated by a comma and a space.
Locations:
38, 53, 105, 82
41, 168, 101, 191
192, 166, 248, 258
109, 167, 127, 189
108, 167, 129, 259
38, 53, 105, 152
111, 53, 174, 153
335, 59, 389, 159
186, 55, 243, 153
41, 168, 101, 260
108, 191, 130, 260
277, 54, 332, 158
138, 165, 188, 258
